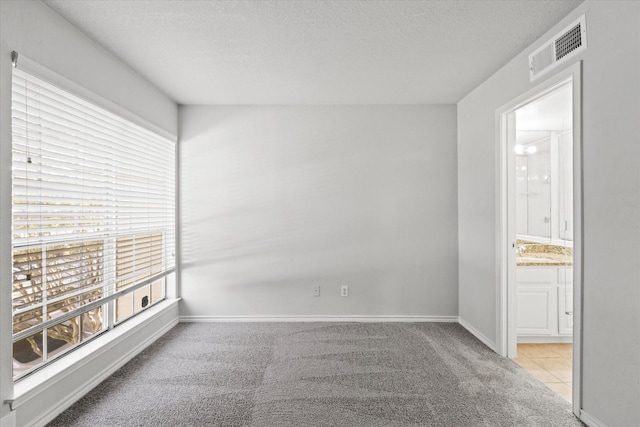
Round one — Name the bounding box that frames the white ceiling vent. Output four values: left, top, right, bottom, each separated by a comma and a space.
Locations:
529, 15, 587, 81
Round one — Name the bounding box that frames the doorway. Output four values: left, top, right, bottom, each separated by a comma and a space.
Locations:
497, 63, 582, 415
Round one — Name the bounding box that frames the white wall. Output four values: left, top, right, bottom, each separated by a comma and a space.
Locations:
458, 1, 640, 425
180, 105, 458, 319
0, 1, 177, 424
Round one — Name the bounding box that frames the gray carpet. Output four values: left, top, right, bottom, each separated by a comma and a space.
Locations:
47, 322, 583, 426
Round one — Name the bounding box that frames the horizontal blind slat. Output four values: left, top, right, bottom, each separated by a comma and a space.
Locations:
11, 68, 175, 343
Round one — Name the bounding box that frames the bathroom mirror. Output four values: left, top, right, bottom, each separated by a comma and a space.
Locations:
514, 82, 573, 246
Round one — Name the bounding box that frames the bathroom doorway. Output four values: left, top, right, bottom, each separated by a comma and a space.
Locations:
497, 63, 582, 414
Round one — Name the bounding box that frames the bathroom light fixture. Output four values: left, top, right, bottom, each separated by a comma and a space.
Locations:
514, 145, 525, 155
526, 146, 537, 154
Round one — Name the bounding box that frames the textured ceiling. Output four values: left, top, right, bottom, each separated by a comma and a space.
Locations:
43, 0, 582, 105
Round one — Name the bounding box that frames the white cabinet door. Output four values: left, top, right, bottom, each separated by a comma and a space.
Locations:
558, 285, 574, 335
517, 286, 556, 335
517, 267, 554, 284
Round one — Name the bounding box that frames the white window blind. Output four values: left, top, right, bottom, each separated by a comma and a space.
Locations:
11, 67, 175, 378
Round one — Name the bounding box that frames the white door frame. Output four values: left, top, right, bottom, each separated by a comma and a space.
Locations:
496, 62, 583, 415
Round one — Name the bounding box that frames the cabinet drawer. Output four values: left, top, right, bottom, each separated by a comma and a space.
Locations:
516, 267, 554, 284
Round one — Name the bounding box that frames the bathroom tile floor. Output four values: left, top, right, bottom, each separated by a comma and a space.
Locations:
515, 343, 573, 403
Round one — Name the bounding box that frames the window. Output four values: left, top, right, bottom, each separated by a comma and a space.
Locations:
11, 67, 175, 379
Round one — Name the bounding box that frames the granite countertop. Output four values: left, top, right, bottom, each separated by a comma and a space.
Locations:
516, 240, 573, 266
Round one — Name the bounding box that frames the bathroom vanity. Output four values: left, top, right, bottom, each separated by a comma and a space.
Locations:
516, 243, 573, 342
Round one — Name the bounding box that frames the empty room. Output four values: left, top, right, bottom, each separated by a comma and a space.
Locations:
0, 1, 638, 426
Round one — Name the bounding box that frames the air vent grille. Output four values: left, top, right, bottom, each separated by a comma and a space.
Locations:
529, 15, 587, 81
556, 23, 582, 61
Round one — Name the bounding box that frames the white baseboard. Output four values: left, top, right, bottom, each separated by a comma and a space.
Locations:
458, 317, 497, 352
179, 315, 459, 323
517, 335, 573, 344
12, 300, 179, 427
579, 410, 607, 427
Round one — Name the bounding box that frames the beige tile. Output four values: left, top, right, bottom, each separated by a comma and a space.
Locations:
545, 382, 573, 403
516, 344, 574, 402
529, 356, 572, 371
529, 357, 572, 382
515, 358, 564, 383
517, 344, 562, 358
547, 343, 573, 358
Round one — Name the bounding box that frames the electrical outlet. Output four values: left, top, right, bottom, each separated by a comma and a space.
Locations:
341, 285, 349, 297
313, 285, 320, 297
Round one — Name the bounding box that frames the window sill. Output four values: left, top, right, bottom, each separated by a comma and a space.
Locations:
7, 298, 180, 411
